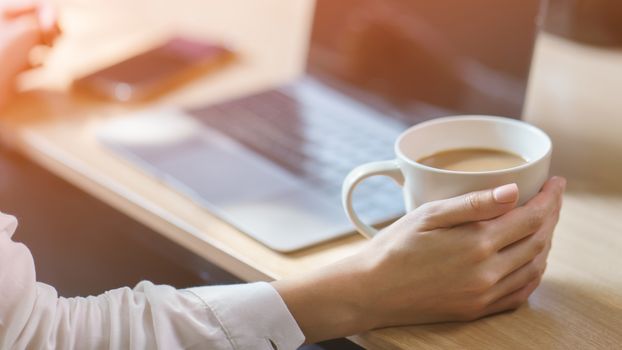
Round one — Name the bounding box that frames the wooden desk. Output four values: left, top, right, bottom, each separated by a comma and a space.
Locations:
2, 0, 621, 348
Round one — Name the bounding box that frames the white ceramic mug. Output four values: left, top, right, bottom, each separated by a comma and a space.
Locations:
342, 115, 552, 238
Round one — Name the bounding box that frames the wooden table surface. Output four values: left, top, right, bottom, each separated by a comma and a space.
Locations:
2, 0, 621, 348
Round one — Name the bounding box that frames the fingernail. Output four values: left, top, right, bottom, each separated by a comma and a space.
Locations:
493, 183, 519, 203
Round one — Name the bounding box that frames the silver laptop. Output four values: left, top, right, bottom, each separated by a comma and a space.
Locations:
97, 0, 544, 252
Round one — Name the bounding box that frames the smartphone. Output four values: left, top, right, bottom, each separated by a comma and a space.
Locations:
73, 37, 235, 102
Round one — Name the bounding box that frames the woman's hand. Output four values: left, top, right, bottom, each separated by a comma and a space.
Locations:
0, 1, 60, 107
274, 177, 566, 343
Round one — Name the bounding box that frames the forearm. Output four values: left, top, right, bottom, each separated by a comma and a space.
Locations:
7, 280, 307, 350
272, 254, 377, 343
9, 282, 225, 349
2, 210, 304, 349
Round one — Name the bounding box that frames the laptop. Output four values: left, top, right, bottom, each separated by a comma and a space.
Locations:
97, 0, 544, 252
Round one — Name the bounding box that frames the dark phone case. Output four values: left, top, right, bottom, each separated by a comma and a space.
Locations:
73, 37, 235, 102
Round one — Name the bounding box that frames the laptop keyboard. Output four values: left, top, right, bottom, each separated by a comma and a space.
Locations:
188, 82, 407, 222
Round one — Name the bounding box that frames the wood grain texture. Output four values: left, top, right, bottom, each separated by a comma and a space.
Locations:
1, 0, 621, 348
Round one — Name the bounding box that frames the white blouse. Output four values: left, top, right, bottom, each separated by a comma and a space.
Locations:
0, 212, 305, 349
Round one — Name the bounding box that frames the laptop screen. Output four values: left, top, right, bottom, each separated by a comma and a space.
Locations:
307, 0, 545, 122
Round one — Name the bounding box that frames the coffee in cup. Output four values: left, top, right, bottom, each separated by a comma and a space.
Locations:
417, 148, 527, 172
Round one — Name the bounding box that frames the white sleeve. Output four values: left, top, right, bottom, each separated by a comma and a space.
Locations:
188, 283, 306, 350
0, 213, 305, 350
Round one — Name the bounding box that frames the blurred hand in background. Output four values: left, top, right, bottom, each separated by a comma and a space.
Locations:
0, 0, 60, 108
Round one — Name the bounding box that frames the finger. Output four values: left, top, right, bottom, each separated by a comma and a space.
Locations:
2, 2, 60, 47
488, 207, 558, 281
0, 15, 41, 78
482, 277, 540, 317
0, 16, 39, 107
485, 246, 549, 303
36, 1, 61, 45
487, 176, 565, 250
413, 183, 519, 230
2, 1, 37, 18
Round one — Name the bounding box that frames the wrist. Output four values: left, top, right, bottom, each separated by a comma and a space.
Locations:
272, 254, 376, 343
347, 249, 391, 330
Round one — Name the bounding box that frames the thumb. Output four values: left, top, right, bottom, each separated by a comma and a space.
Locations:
412, 183, 519, 230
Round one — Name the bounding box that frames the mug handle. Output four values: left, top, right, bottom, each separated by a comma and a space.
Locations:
342, 160, 405, 238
